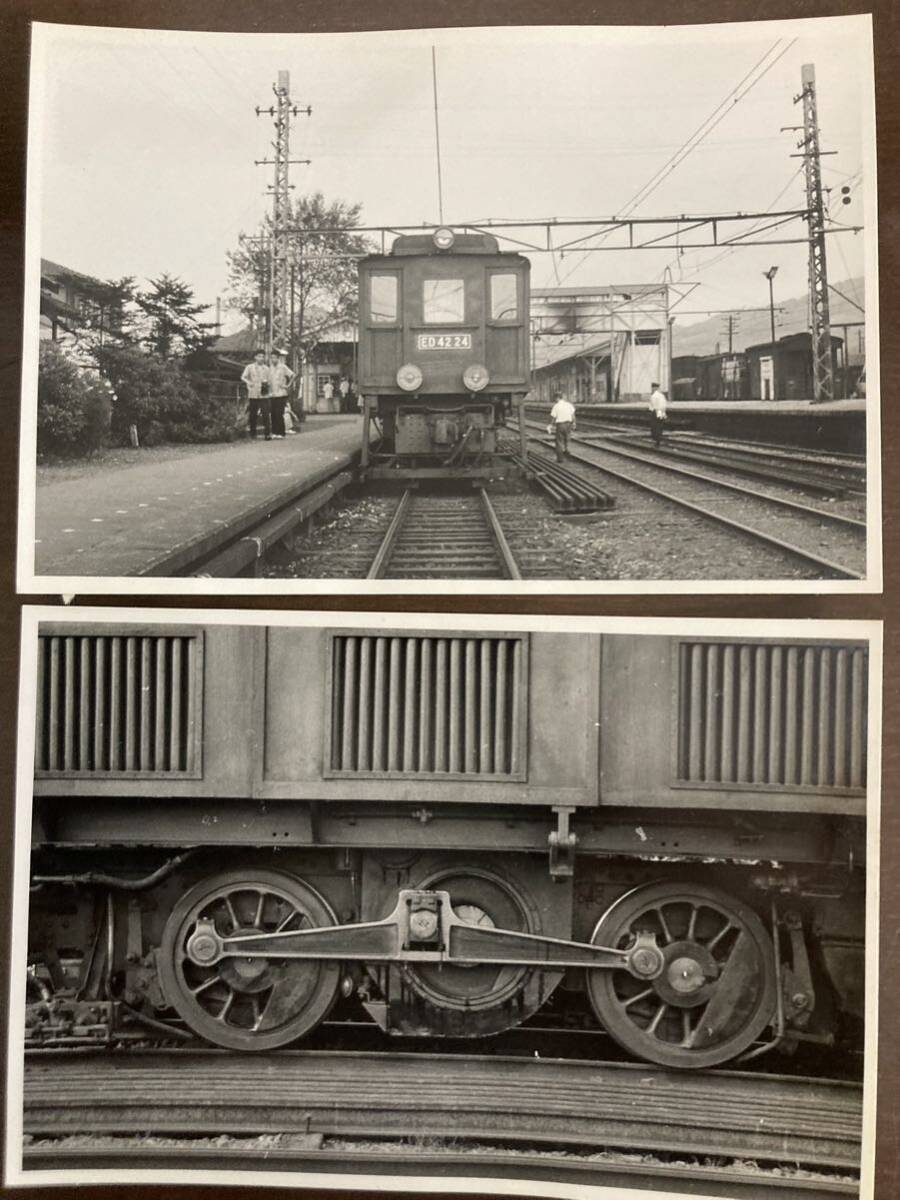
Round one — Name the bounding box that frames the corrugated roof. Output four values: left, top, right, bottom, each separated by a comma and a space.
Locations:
40, 258, 104, 288
213, 326, 258, 352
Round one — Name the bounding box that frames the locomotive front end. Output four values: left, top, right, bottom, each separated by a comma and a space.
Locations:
358, 230, 531, 478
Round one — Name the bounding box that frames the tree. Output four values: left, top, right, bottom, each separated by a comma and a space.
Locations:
37, 342, 112, 457
133, 274, 218, 359
225, 192, 373, 360
95, 344, 240, 446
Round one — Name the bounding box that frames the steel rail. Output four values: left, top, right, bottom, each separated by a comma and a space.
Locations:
21, 1142, 860, 1197
22, 1049, 862, 1174
568, 437, 866, 530
655, 430, 866, 476
479, 489, 522, 580
521, 427, 863, 579
582, 434, 858, 498
508, 449, 615, 512
365, 488, 412, 579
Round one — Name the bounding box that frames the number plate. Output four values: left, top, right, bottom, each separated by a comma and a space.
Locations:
416, 333, 472, 351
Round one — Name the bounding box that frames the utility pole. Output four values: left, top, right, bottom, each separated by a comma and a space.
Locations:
789, 64, 835, 403
764, 267, 778, 400
255, 71, 311, 354
720, 313, 740, 355
718, 313, 740, 399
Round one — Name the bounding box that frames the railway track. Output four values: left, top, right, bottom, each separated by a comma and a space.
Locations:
21, 1048, 862, 1196
522, 422, 866, 579
367, 488, 521, 579
525, 406, 864, 485
21, 1143, 859, 1198
565, 415, 866, 496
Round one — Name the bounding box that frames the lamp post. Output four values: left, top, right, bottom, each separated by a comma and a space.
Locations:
763, 266, 778, 400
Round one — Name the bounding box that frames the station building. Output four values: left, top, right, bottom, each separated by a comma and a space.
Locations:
529, 284, 673, 404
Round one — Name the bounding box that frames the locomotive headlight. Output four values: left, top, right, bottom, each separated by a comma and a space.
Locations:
463, 363, 490, 392
397, 363, 424, 392
432, 226, 455, 250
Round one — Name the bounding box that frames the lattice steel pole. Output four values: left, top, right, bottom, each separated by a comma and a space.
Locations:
794, 63, 833, 404
256, 71, 310, 354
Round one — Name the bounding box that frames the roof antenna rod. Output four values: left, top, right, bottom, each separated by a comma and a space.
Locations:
432, 46, 444, 224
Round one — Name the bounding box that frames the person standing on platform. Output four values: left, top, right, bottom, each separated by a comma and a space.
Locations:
648, 381, 668, 445
549, 392, 576, 462
241, 350, 272, 440
269, 348, 295, 439
339, 375, 350, 412
322, 377, 335, 413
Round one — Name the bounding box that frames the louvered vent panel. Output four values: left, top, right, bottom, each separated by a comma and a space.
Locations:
330, 635, 525, 777
677, 642, 867, 790
36, 634, 198, 774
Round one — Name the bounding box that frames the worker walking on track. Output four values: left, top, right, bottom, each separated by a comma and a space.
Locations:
269, 348, 296, 439
241, 350, 272, 440
648, 381, 668, 446
549, 392, 576, 462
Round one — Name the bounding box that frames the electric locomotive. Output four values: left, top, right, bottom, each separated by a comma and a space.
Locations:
26, 622, 868, 1070
357, 228, 531, 478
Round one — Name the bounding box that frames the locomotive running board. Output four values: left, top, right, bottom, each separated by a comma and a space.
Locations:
185, 888, 665, 981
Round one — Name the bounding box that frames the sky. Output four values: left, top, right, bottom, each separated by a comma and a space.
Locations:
30, 18, 875, 337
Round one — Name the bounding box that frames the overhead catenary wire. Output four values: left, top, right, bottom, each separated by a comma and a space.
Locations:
671, 163, 806, 280
552, 37, 798, 288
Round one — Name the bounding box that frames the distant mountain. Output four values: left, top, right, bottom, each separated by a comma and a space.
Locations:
672, 277, 866, 359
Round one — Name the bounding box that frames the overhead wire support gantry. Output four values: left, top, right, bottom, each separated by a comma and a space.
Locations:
273, 208, 862, 259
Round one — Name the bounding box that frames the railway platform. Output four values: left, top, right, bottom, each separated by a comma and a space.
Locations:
571, 398, 866, 454
34, 416, 362, 578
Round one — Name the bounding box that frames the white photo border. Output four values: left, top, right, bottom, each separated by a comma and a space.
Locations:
16, 16, 882, 596
4, 605, 883, 1199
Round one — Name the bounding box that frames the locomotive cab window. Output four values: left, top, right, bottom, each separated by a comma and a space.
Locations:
489, 273, 518, 321
423, 278, 464, 324
370, 274, 398, 323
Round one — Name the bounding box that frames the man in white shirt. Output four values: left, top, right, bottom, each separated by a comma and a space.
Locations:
648, 382, 667, 446
241, 350, 272, 440
549, 393, 576, 462
268, 348, 296, 439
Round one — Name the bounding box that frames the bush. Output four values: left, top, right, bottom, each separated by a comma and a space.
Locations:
95, 345, 240, 446
37, 342, 111, 458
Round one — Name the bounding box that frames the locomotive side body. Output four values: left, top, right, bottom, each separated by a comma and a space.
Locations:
357, 231, 531, 478
28, 624, 868, 1067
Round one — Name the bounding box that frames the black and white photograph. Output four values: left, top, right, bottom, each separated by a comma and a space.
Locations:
4, 608, 880, 1198
17, 17, 880, 595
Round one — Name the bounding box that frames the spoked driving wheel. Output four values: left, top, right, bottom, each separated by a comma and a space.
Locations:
586, 881, 776, 1069
406, 867, 538, 1012
158, 869, 340, 1051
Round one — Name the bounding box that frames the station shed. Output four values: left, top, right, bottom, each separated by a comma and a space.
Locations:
213, 321, 358, 414
695, 352, 749, 402
744, 331, 842, 401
